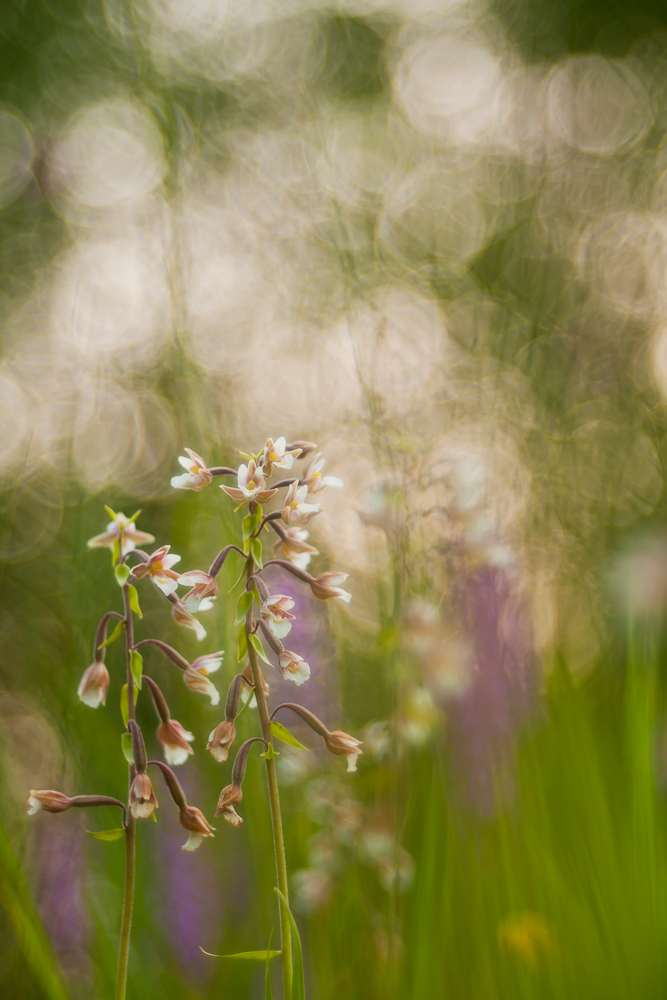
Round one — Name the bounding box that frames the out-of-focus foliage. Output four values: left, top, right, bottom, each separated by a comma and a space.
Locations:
4, 0, 667, 997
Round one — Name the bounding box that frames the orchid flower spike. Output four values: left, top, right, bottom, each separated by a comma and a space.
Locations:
281, 482, 323, 526
132, 545, 181, 596
262, 437, 302, 476
271, 526, 318, 569
77, 660, 110, 708
301, 453, 343, 494
87, 513, 155, 557
177, 571, 218, 613
171, 448, 213, 491
310, 572, 352, 603
261, 595, 296, 639
221, 461, 278, 505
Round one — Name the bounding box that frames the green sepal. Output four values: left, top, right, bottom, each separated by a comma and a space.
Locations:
114, 564, 130, 587
238, 624, 248, 662
120, 684, 138, 727
121, 732, 134, 763
150, 811, 157, 823
112, 540, 120, 567
243, 514, 258, 540
86, 828, 126, 841
127, 509, 141, 524
98, 619, 125, 650
260, 744, 279, 760
127, 585, 142, 619
130, 650, 143, 690
104, 505, 120, 522
199, 949, 281, 961
235, 590, 254, 625
249, 537, 263, 569
233, 502, 246, 514
270, 721, 308, 750
248, 633, 271, 666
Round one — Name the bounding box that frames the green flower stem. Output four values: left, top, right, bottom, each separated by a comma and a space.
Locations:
116, 583, 137, 1000
246, 556, 293, 999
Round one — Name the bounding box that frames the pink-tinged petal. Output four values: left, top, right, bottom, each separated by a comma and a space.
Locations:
256, 488, 278, 502
185, 448, 208, 468
86, 525, 118, 548
161, 554, 181, 571
178, 570, 212, 586
221, 485, 245, 501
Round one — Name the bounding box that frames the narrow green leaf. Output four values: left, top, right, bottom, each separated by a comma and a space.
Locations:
261, 744, 279, 760
235, 590, 254, 625
274, 889, 305, 1000
252, 581, 262, 608
249, 537, 263, 569
127, 584, 143, 619
243, 514, 258, 540
130, 650, 143, 690
121, 732, 134, 763
150, 811, 157, 822
265, 930, 274, 1000
112, 539, 120, 567
86, 828, 126, 842
238, 624, 248, 662
270, 721, 308, 751
199, 949, 281, 961
255, 503, 263, 520
114, 564, 130, 586
104, 505, 120, 522
229, 561, 249, 593
98, 619, 125, 650
120, 684, 138, 727
249, 633, 271, 666
233, 502, 246, 514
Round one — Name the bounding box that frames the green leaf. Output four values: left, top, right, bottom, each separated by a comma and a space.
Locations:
229, 561, 249, 593
104, 505, 120, 522
274, 889, 305, 1000
127, 509, 141, 524
98, 619, 125, 650
112, 540, 120, 567
130, 650, 143, 690
249, 537, 263, 569
265, 931, 274, 1000
150, 811, 157, 823
199, 949, 281, 961
243, 514, 258, 540
127, 585, 142, 619
235, 590, 254, 625
120, 732, 134, 763
114, 564, 130, 586
249, 633, 271, 666
254, 503, 263, 520
261, 744, 279, 760
120, 684, 138, 727
86, 828, 126, 842
238, 624, 248, 662
270, 721, 308, 751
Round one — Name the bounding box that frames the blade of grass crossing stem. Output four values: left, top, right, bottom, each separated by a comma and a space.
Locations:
274, 888, 305, 1000
265, 929, 274, 1000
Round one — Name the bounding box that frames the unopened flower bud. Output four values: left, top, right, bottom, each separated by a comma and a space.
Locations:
324, 731, 363, 772
207, 720, 236, 762
27, 790, 71, 815
278, 650, 311, 686
77, 661, 110, 708
310, 572, 352, 603
129, 773, 158, 819
287, 440, 317, 457
179, 805, 215, 851
157, 719, 195, 766
215, 783, 244, 826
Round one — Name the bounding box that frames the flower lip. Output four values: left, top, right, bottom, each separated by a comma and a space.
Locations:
215, 783, 244, 825
78, 661, 110, 708
207, 719, 236, 762
157, 719, 195, 766
278, 650, 311, 686
130, 772, 159, 819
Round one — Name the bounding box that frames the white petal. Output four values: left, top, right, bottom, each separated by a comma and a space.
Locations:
184, 594, 203, 613
164, 745, 192, 766
336, 590, 352, 604
155, 577, 180, 597
171, 473, 194, 489
224, 806, 243, 826
178, 455, 192, 470
345, 754, 358, 773
27, 797, 42, 815
321, 476, 343, 489
79, 687, 104, 708
270, 619, 292, 639
182, 832, 203, 852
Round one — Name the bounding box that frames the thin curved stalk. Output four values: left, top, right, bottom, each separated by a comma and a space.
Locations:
245, 556, 293, 999
116, 583, 137, 1000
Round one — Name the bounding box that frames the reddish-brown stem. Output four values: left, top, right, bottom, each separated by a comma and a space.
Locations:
132, 638, 190, 671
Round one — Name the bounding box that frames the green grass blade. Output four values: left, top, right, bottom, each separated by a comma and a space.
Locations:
274, 887, 305, 1000
265, 929, 274, 1000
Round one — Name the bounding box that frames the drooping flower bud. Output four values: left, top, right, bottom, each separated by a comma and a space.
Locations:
278, 650, 311, 686
176, 571, 218, 613
129, 773, 159, 819
157, 719, 195, 766
310, 572, 352, 603
179, 805, 215, 851
260, 595, 296, 639
77, 661, 110, 708
207, 720, 236, 762
281, 482, 323, 526
131, 545, 182, 596
171, 448, 213, 491
286, 440, 317, 457
215, 783, 244, 826
27, 790, 72, 815
221, 460, 278, 504
324, 731, 363, 772
262, 437, 302, 476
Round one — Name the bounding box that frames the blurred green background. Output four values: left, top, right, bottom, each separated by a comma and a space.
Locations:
5, 0, 667, 997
